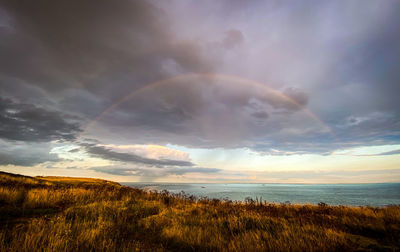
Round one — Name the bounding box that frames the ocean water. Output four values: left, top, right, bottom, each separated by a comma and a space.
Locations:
122, 183, 400, 206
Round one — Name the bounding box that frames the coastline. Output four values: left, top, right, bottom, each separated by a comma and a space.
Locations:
1, 171, 399, 251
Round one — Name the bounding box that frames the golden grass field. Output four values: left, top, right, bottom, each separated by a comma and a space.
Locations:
0, 171, 399, 251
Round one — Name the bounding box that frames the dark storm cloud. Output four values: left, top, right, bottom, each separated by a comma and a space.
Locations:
81, 144, 194, 167
0, 0, 214, 97
0, 0, 218, 146
0, 97, 81, 142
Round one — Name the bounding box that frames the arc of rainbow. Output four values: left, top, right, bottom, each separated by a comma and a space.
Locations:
78, 73, 335, 141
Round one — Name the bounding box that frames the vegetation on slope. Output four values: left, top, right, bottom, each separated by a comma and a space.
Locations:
0, 171, 399, 251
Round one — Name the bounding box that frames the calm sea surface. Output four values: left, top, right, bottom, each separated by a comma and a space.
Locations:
122, 183, 400, 206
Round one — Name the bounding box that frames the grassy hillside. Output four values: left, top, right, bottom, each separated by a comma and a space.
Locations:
0, 171, 399, 251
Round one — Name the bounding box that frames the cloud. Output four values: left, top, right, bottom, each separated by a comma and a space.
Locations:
101, 144, 191, 161
251, 111, 269, 120
377, 149, 400, 156
0, 97, 81, 142
81, 144, 194, 167
329, 144, 400, 157
335, 112, 400, 144
76, 142, 222, 178
222, 29, 244, 49
257, 149, 308, 156
0, 140, 59, 166
90, 165, 221, 177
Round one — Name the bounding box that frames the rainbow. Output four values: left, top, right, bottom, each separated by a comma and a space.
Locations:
78, 73, 335, 140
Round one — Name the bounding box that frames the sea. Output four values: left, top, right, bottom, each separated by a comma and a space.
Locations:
122, 183, 400, 206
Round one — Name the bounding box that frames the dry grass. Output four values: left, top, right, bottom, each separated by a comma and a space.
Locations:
0, 171, 399, 251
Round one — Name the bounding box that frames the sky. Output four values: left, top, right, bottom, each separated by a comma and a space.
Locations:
0, 0, 399, 183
